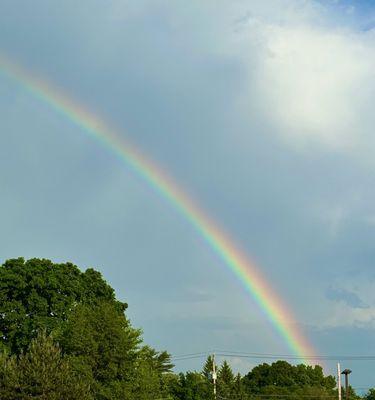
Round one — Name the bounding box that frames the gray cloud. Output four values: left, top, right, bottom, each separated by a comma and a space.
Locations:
326, 286, 368, 309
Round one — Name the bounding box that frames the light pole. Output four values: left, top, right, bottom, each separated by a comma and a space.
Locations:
341, 369, 352, 400
337, 363, 341, 400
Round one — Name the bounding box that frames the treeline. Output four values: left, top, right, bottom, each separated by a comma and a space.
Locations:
0, 258, 370, 400
167, 358, 344, 400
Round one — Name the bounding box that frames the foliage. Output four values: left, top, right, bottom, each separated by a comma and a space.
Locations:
342, 386, 362, 400
243, 360, 336, 391
0, 258, 125, 354
55, 300, 142, 399
130, 345, 174, 399
169, 371, 213, 400
0, 258, 365, 400
202, 355, 214, 380
0, 258, 172, 400
233, 372, 248, 400
0, 331, 91, 400
364, 388, 375, 400
242, 361, 337, 400
217, 360, 234, 399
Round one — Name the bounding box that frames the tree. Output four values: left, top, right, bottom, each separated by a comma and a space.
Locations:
0, 258, 173, 400
178, 371, 213, 400
0, 331, 91, 400
243, 361, 336, 391
163, 373, 182, 400
130, 345, 174, 399
217, 360, 234, 399
365, 388, 375, 400
0, 350, 18, 400
202, 355, 214, 380
0, 258, 125, 354
242, 361, 337, 400
55, 300, 142, 399
341, 386, 361, 400
233, 373, 248, 400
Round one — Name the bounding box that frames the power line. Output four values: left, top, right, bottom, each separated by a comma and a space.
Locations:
214, 350, 375, 360
172, 350, 375, 361
216, 353, 375, 361
173, 354, 210, 361
173, 351, 209, 358
172, 351, 209, 361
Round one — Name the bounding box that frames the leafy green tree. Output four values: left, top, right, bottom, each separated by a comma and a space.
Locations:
55, 301, 141, 399
342, 386, 361, 400
0, 258, 174, 400
243, 361, 336, 392
242, 361, 337, 400
170, 371, 214, 400
0, 258, 124, 354
163, 373, 182, 400
131, 345, 174, 399
54, 293, 174, 400
364, 388, 375, 400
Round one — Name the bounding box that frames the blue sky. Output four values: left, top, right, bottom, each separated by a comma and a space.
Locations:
1, 0, 375, 387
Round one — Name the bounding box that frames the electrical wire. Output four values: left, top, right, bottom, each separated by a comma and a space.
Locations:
172, 350, 375, 361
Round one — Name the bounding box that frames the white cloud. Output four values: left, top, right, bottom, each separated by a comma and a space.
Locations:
321, 303, 375, 329
232, 9, 375, 152
317, 276, 375, 329
66, 0, 375, 156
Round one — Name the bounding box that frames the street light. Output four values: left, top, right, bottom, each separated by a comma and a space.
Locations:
341, 369, 352, 400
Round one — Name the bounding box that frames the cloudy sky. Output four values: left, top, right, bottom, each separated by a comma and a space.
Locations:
1, 0, 375, 387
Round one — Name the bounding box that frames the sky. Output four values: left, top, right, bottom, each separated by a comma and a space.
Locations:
1, 0, 375, 388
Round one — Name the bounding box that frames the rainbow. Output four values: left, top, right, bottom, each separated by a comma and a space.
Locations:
0, 55, 316, 362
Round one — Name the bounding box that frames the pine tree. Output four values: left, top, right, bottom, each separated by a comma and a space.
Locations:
0, 332, 91, 400
202, 355, 214, 380
0, 351, 19, 400
233, 373, 248, 400
20, 332, 91, 400
218, 360, 234, 399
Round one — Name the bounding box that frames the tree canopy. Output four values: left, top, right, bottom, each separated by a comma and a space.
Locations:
0, 258, 172, 400
0, 331, 91, 400
0, 258, 125, 354
0, 258, 366, 400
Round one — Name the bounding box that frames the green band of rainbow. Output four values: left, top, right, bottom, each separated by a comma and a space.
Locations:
0, 55, 316, 362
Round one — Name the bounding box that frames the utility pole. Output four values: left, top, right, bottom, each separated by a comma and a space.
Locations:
337, 363, 342, 400
341, 369, 352, 400
212, 354, 217, 400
